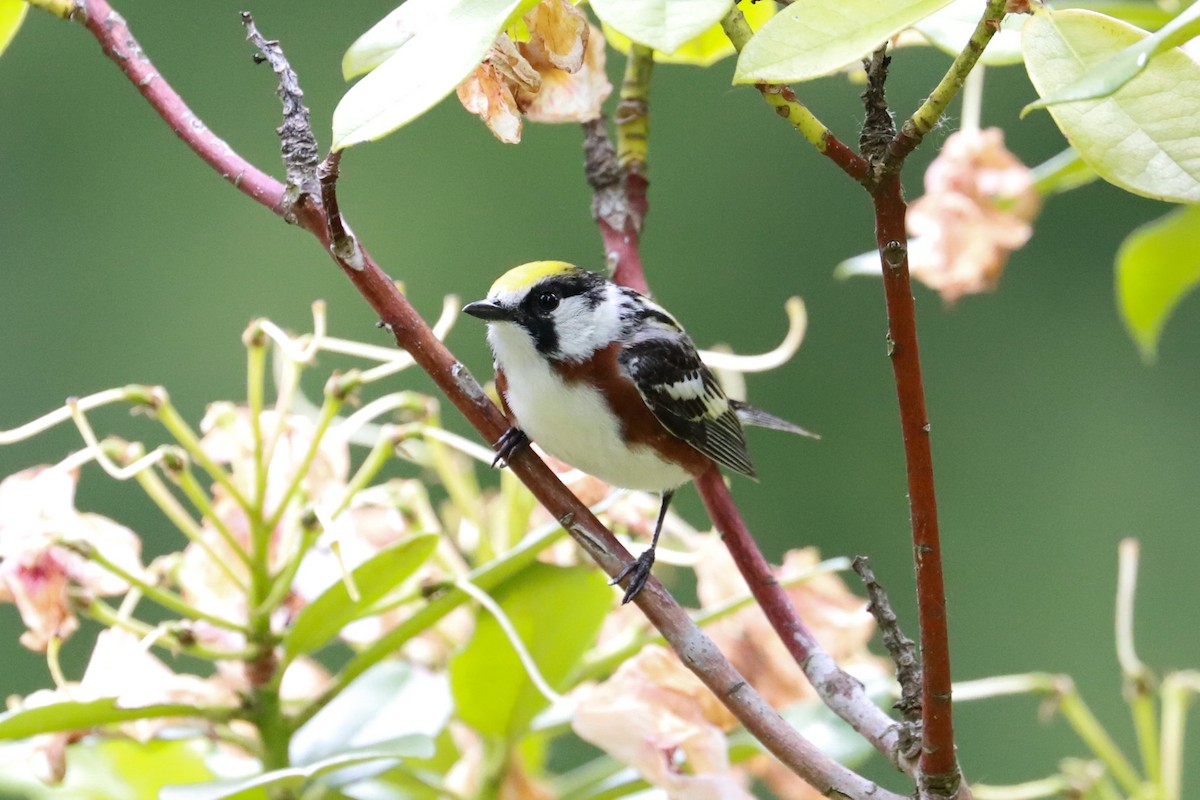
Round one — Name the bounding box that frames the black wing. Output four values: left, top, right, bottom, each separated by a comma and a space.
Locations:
618, 327, 756, 479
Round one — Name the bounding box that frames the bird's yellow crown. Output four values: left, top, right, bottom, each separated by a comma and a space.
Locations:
489, 261, 579, 296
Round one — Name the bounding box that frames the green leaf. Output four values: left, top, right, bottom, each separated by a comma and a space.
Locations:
284, 533, 438, 657
0, 699, 216, 740
1021, 8, 1200, 203
342, 0, 539, 80
601, 0, 775, 67
1030, 147, 1098, 197
332, 0, 521, 150
291, 662, 451, 766
0, 739, 216, 800
159, 738, 434, 800
588, 0, 732, 54
450, 563, 610, 738
1023, 2, 1200, 112
733, 0, 957, 83
914, 0, 1027, 66
1116, 204, 1200, 361
0, 0, 27, 59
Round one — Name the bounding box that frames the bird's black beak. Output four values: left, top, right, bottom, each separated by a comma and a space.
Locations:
462, 299, 512, 322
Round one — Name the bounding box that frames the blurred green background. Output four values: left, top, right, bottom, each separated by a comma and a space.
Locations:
2, 0, 1198, 793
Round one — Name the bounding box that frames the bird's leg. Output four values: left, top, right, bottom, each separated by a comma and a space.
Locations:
492, 427, 529, 468
611, 489, 674, 604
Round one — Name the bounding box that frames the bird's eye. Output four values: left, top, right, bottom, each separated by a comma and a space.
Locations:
535, 291, 560, 313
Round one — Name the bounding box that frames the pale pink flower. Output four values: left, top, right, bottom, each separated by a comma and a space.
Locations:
0, 466, 143, 651
907, 127, 1041, 303
573, 646, 751, 800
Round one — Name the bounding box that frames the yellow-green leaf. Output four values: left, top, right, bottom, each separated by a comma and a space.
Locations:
734, 0, 957, 84
602, 0, 774, 67
1116, 204, 1200, 361
332, 0, 520, 150
1024, 2, 1200, 112
1022, 8, 1200, 203
450, 564, 610, 738
0, 699, 213, 740
159, 739, 434, 800
284, 533, 438, 657
589, 0, 732, 55
0, 0, 28, 59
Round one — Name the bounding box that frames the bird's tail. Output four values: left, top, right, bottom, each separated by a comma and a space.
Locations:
731, 401, 820, 439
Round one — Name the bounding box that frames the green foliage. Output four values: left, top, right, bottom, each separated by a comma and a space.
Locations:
0, 0, 27, 58
450, 563, 610, 739
1116, 204, 1200, 361
600, 0, 774, 67
1022, 7, 1200, 203
733, 0, 957, 83
159, 739, 434, 800
1023, 1, 1200, 111
588, 0, 732, 54
333, 0, 524, 149
0, 699, 215, 741
0, 740, 215, 800
915, 0, 1025, 65
283, 533, 439, 658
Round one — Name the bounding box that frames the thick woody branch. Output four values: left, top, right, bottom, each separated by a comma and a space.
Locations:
863, 53, 964, 800
873, 182, 959, 798
64, 2, 904, 796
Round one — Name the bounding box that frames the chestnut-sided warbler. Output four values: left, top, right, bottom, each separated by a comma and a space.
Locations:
464, 261, 813, 602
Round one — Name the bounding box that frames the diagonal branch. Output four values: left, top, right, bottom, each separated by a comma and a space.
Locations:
58, 2, 906, 796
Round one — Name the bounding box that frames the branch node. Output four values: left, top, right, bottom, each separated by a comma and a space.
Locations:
883, 240, 906, 270
450, 362, 490, 408
242, 11, 320, 221
859, 44, 895, 178
582, 117, 635, 233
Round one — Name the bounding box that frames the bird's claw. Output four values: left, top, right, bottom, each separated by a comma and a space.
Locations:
492, 427, 529, 468
610, 549, 656, 605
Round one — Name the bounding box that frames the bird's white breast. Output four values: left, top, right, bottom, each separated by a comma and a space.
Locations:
487, 323, 691, 493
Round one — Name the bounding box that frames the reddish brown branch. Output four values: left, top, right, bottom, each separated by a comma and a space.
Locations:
73, 3, 283, 215
873, 178, 958, 796
66, 2, 907, 795
858, 49, 961, 796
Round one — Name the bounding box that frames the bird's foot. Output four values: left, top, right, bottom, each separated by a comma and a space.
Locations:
610, 548, 656, 605
492, 427, 529, 468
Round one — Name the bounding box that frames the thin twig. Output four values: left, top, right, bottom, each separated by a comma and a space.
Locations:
719, 4, 868, 182
885, 0, 1008, 170
853, 555, 922, 760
